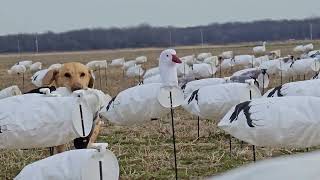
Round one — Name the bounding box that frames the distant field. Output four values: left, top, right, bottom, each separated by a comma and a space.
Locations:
0, 40, 319, 179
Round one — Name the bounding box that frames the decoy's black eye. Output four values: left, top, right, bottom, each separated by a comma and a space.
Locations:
64, 73, 71, 78
166, 55, 169, 57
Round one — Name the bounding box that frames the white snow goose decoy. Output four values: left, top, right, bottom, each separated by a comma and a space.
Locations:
212, 150, 320, 180
264, 79, 320, 97
219, 96, 320, 148
15, 143, 119, 180
99, 49, 182, 125
183, 80, 261, 120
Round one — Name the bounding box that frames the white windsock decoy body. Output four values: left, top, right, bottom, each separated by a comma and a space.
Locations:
197, 52, 212, 61
259, 59, 282, 75
192, 63, 217, 79
109, 58, 125, 67
99, 49, 182, 125
219, 96, 320, 148
0, 86, 21, 100
177, 62, 192, 77
234, 55, 254, 66
294, 45, 305, 53
181, 78, 226, 97
253, 42, 266, 54
268, 49, 281, 60
122, 60, 136, 70
8, 64, 27, 75
264, 79, 320, 97
143, 67, 160, 79
183, 81, 261, 120
252, 55, 269, 67
29, 62, 42, 72
221, 51, 233, 59
230, 68, 270, 88
48, 63, 62, 70
31, 69, 49, 87
290, 58, 320, 76
126, 65, 144, 78
15, 144, 119, 180
86, 60, 108, 71
211, 151, 320, 180
308, 50, 320, 58
181, 55, 195, 65
220, 58, 235, 70
16, 60, 33, 68
204, 56, 219, 66
135, 56, 147, 64
0, 88, 109, 149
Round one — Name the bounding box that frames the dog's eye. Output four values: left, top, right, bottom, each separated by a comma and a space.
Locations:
64, 73, 71, 78
80, 73, 86, 77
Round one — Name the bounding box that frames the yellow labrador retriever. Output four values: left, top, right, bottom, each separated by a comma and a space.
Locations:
43, 62, 102, 153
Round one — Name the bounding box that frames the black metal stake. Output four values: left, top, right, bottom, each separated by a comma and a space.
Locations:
169, 92, 178, 180
99, 161, 103, 180
219, 65, 222, 78
252, 145, 256, 162
229, 135, 232, 156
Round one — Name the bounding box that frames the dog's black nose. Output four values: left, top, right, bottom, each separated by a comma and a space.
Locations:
71, 86, 82, 91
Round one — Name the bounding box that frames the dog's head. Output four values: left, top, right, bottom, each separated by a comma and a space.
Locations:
42, 62, 94, 91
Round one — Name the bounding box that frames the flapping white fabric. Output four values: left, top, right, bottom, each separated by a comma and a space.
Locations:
135, 56, 147, 63
291, 58, 320, 75
264, 79, 320, 97
123, 60, 136, 70
0, 93, 96, 149
177, 62, 192, 77
197, 53, 212, 61
220, 58, 235, 69
8, 64, 26, 75
294, 45, 305, 52
192, 63, 216, 79
219, 96, 320, 148
0, 86, 21, 99
15, 147, 119, 180
183, 83, 261, 120
204, 56, 219, 66
181, 55, 195, 65
234, 55, 254, 66
126, 65, 144, 77
31, 69, 49, 87
48, 63, 62, 70
110, 58, 125, 67
221, 51, 233, 59
308, 50, 320, 58
16, 60, 33, 68
99, 83, 169, 125
304, 43, 314, 52
280, 60, 295, 77
29, 62, 42, 72
86, 60, 107, 71
231, 68, 269, 88
211, 151, 320, 180
181, 78, 226, 97
253, 55, 269, 67
143, 67, 159, 79
259, 59, 281, 75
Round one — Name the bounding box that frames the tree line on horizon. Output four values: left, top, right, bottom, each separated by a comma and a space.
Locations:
0, 18, 319, 53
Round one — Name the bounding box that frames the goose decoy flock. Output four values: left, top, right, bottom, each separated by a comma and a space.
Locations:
2, 41, 320, 179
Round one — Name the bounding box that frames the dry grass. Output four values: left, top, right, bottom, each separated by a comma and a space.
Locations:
0, 40, 320, 180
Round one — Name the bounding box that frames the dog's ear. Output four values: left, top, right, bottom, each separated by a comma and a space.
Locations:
42, 69, 59, 86
88, 70, 95, 88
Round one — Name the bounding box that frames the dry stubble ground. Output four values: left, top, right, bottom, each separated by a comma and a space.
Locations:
0, 40, 319, 179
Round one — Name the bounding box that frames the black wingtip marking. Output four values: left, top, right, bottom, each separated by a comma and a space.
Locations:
187, 89, 199, 104
267, 85, 283, 97
229, 101, 255, 127
106, 96, 117, 111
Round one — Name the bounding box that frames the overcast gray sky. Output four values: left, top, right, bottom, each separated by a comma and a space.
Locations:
0, 0, 319, 35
